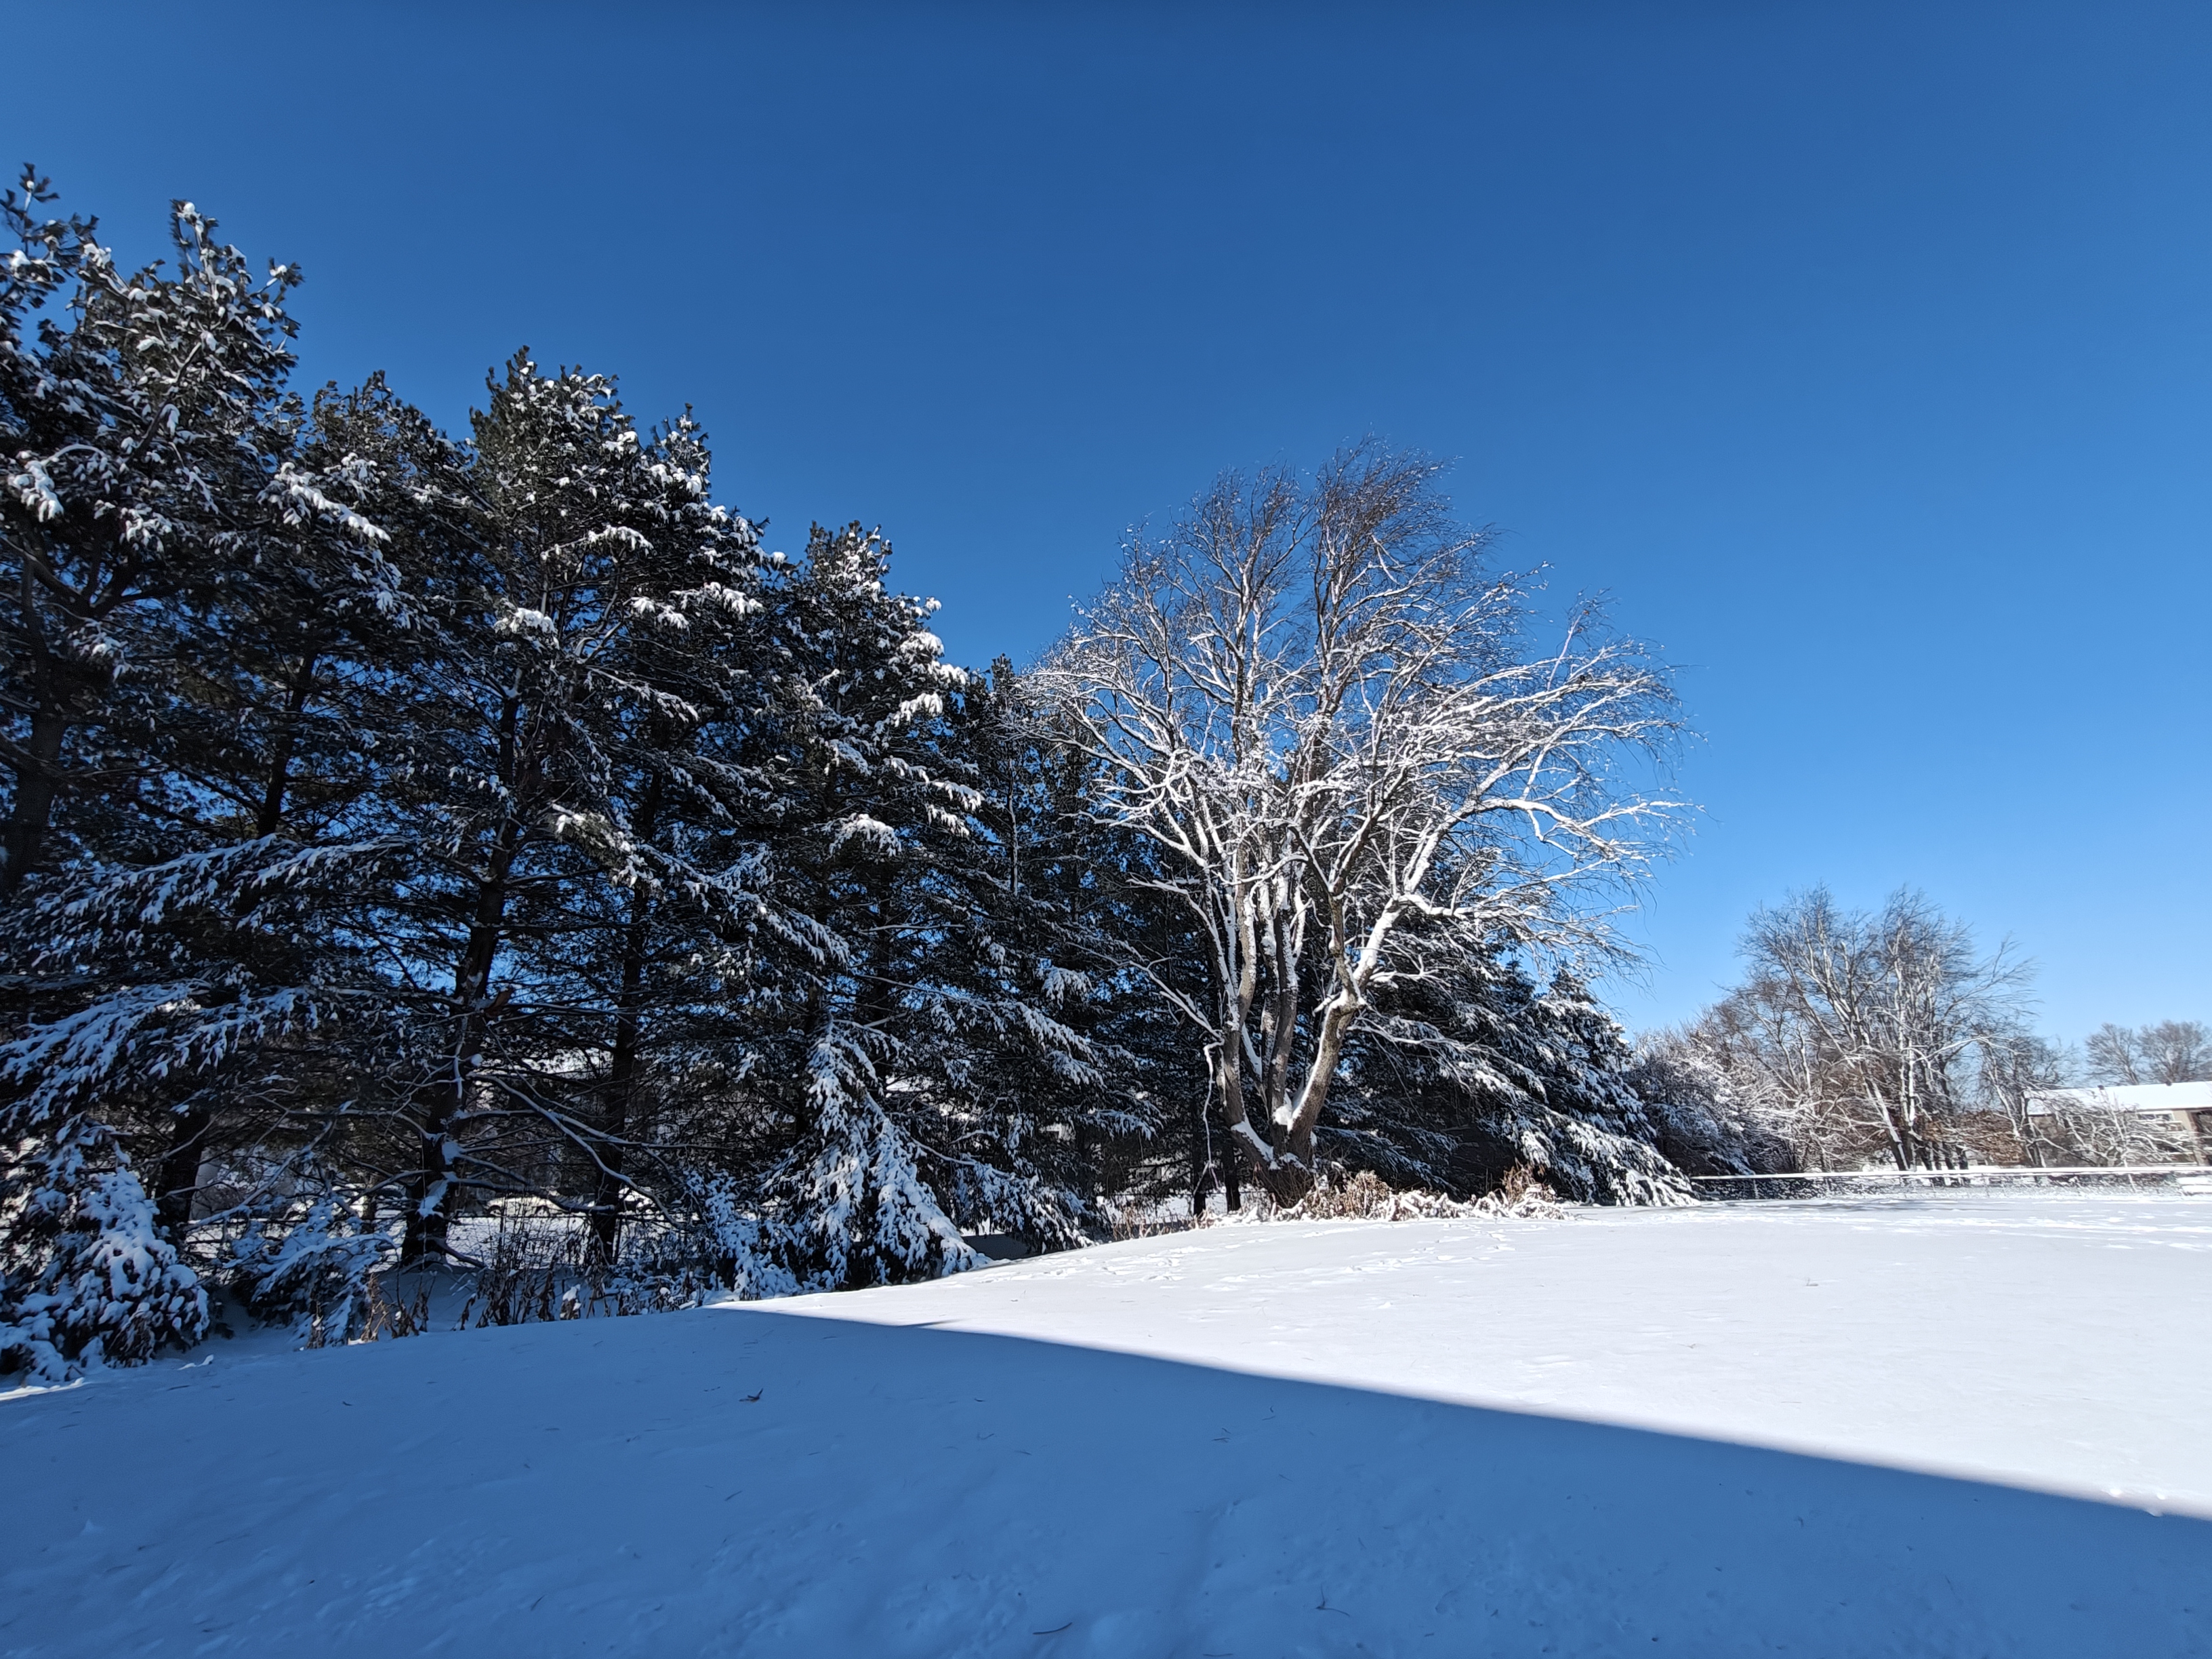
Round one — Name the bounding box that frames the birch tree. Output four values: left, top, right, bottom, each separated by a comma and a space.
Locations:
1041, 443, 1678, 1201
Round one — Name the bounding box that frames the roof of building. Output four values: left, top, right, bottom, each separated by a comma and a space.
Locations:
2025, 1080, 2212, 1115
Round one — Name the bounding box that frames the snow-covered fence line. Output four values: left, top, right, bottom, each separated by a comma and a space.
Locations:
1694, 1165, 2212, 1200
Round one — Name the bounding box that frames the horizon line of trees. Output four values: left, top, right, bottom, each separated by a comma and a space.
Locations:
0, 172, 1692, 1382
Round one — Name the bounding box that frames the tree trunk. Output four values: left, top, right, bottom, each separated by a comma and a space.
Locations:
155, 1105, 211, 1241
590, 773, 663, 1263
254, 661, 316, 837
1238, 989, 1361, 1204
0, 558, 108, 899
1189, 1084, 1213, 1214
405, 904, 506, 1267
0, 707, 69, 899
404, 696, 529, 1267
1188, 1060, 1244, 1216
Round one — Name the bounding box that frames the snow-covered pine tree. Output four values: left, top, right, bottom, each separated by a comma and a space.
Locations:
480, 401, 774, 1265
879, 655, 1166, 1252
724, 523, 992, 1287
117, 375, 438, 1246
941, 660, 1173, 1216
5, 378, 456, 1315
1330, 947, 1689, 1205
0, 1108, 205, 1382
0, 173, 398, 1374
703, 526, 1130, 1287
375, 352, 765, 1267
0, 170, 323, 891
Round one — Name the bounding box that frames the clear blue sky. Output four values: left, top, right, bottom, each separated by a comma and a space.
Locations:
7, 1, 2206, 1044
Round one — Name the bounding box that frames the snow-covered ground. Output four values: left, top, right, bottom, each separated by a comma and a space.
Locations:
6, 1191, 2210, 1656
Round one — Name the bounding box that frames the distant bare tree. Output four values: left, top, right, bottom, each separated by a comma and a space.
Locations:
1971, 1033, 2064, 1166
2085, 1020, 2210, 1087
1704, 888, 2033, 1170
1041, 443, 1679, 1201
2032, 1090, 2195, 1166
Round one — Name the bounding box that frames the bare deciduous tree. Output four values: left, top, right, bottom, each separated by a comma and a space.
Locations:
2029, 1089, 2196, 1166
1705, 888, 2034, 1170
1040, 443, 1678, 1201
2084, 1020, 2211, 1087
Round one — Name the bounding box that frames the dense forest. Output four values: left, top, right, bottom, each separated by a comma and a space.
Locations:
0, 175, 1696, 1381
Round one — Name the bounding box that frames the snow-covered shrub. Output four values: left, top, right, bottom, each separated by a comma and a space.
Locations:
226, 1194, 394, 1345
764, 1027, 980, 1290
1225, 1166, 1566, 1225
0, 1118, 207, 1382
685, 1174, 802, 1301
2031, 1094, 2196, 1168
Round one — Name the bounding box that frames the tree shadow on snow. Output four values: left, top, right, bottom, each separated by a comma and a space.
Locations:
705, 1307, 2212, 1657
5, 1305, 2208, 1657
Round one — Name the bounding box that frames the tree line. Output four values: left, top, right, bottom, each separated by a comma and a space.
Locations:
1634, 887, 2210, 1174
0, 173, 1689, 1381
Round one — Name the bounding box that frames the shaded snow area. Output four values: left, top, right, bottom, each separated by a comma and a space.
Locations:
6, 1193, 2211, 1656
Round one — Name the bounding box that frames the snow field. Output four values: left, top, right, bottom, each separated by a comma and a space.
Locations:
796, 1189, 2212, 1513
4, 1191, 2209, 1656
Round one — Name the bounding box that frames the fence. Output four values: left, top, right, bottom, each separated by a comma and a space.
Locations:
1692, 1164, 2212, 1201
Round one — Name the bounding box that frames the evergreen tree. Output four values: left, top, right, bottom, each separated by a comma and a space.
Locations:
374, 352, 762, 1266
733, 525, 1063, 1286
0, 173, 393, 1374
1332, 948, 1686, 1204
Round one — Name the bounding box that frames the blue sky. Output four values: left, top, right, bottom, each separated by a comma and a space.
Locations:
7, 1, 2206, 1042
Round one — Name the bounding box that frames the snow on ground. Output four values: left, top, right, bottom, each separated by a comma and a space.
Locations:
5, 1192, 2210, 1657
783, 1189, 2212, 1515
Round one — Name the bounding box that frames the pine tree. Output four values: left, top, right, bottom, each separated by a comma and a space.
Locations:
1331, 948, 1687, 1204
0, 1109, 204, 1382
0, 170, 343, 891
1, 172, 394, 1374
375, 352, 762, 1266
723, 523, 993, 1287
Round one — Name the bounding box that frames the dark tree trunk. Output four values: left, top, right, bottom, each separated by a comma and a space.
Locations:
0, 707, 69, 899
1252, 1124, 1319, 1204
155, 1105, 212, 1240
1189, 1086, 1214, 1214
1220, 1094, 1242, 1212
1192, 1052, 1248, 1214
404, 695, 529, 1267
1, 555, 123, 899
590, 772, 663, 1262
254, 661, 316, 837
405, 892, 510, 1267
